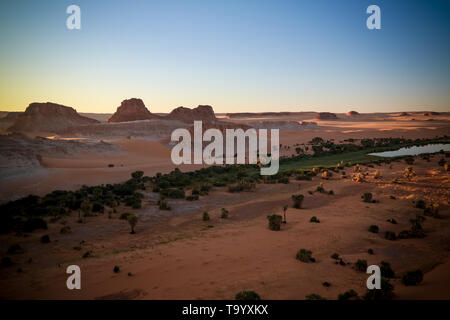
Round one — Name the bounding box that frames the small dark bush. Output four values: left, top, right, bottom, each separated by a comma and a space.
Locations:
414, 199, 426, 209
310, 216, 320, 223
7, 244, 24, 254
186, 195, 199, 201
202, 212, 210, 221
120, 213, 132, 220
60, 226, 71, 234
23, 218, 48, 233
267, 214, 282, 231
305, 294, 327, 300
296, 248, 314, 263
386, 218, 397, 224
235, 290, 260, 300
354, 259, 368, 272
1, 257, 13, 267
367, 248, 374, 255
291, 194, 304, 209
363, 278, 394, 300
331, 253, 339, 260
362, 193, 373, 203
40, 235, 50, 243
380, 261, 395, 278
338, 289, 358, 300
82, 250, 92, 258
113, 266, 120, 273
220, 208, 229, 219
402, 270, 423, 286
368, 225, 379, 233
385, 231, 396, 241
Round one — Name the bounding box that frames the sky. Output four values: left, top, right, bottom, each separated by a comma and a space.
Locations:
0, 0, 449, 114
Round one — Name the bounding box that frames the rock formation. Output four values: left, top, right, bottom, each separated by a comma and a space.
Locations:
347, 111, 359, 116
8, 102, 99, 132
166, 105, 217, 123
108, 98, 159, 123
315, 112, 338, 120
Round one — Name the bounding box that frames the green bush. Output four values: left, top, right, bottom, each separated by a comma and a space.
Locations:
380, 261, 395, 278
361, 193, 373, 203
160, 188, 185, 199
267, 214, 282, 231
385, 231, 396, 241
338, 289, 358, 300
23, 218, 48, 233
354, 259, 368, 272
220, 208, 229, 219
291, 194, 304, 209
331, 253, 340, 260
305, 294, 327, 300
235, 290, 260, 300
310, 216, 320, 223
296, 248, 314, 263
363, 278, 394, 300
367, 248, 374, 255
402, 270, 423, 286
368, 225, 379, 233
202, 212, 210, 221
113, 266, 120, 273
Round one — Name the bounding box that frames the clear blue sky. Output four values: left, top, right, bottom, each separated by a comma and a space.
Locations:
0, 0, 449, 113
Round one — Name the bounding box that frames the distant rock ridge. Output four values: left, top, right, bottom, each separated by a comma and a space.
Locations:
347, 111, 359, 116
108, 98, 159, 123
315, 112, 338, 120
424, 112, 440, 116
8, 102, 99, 132
166, 105, 217, 123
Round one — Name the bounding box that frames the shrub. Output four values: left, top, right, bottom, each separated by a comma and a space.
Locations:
157, 197, 171, 210
328, 190, 334, 195
160, 188, 185, 199
424, 203, 439, 218
380, 261, 395, 278
385, 231, 396, 241
316, 183, 325, 193
40, 235, 50, 243
186, 195, 199, 201
113, 266, 120, 273
131, 171, 144, 180
331, 253, 340, 260
363, 278, 394, 300
119, 213, 131, 220
235, 290, 260, 300
7, 244, 24, 254
291, 194, 304, 209
354, 259, 368, 272
438, 158, 446, 166
368, 225, 379, 233
404, 157, 414, 165
306, 294, 327, 300
82, 250, 92, 258
108, 164, 114, 168
1, 257, 13, 267
386, 218, 397, 224
414, 199, 426, 209
296, 248, 314, 263
127, 214, 138, 234
267, 214, 282, 231
367, 248, 374, 255
310, 216, 320, 223
338, 289, 358, 300
60, 226, 71, 234
361, 193, 373, 203
23, 218, 48, 233
402, 270, 423, 286
202, 212, 210, 221
220, 208, 229, 219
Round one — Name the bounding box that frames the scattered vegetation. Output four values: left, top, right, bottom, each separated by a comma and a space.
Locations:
402, 270, 423, 286
296, 248, 315, 263
368, 225, 379, 233
354, 259, 368, 272
267, 214, 282, 231
305, 294, 327, 300
235, 290, 261, 300
310, 216, 320, 223
338, 289, 358, 300
291, 194, 304, 209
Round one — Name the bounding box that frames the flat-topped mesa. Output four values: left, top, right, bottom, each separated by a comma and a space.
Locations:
347, 110, 359, 116
8, 102, 99, 132
108, 98, 159, 123
315, 112, 338, 120
166, 105, 217, 123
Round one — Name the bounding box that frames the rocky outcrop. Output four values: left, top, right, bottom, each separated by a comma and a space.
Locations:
424, 112, 440, 116
108, 98, 159, 123
315, 112, 338, 120
8, 102, 99, 133
166, 105, 217, 123
347, 111, 359, 116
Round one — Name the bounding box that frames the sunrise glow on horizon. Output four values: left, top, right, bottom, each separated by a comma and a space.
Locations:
1, 0, 449, 114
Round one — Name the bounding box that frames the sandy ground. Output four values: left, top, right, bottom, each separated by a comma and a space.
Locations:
0, 155, 449, 300
0, 112, 449, 299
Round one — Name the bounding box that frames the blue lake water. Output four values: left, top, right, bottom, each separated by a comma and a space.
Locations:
368, 144, 450, 158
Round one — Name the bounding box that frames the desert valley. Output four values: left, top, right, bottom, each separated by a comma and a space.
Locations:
0, 99, 449, 300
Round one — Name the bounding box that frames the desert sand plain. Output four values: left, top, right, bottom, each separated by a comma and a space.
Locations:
0, 106, 449, 299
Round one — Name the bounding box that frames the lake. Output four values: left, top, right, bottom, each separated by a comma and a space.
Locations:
369, 144, 450, 158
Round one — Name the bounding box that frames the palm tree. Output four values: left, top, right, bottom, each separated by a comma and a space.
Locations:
127, 214, 138, 234
282, 205, 288, 224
